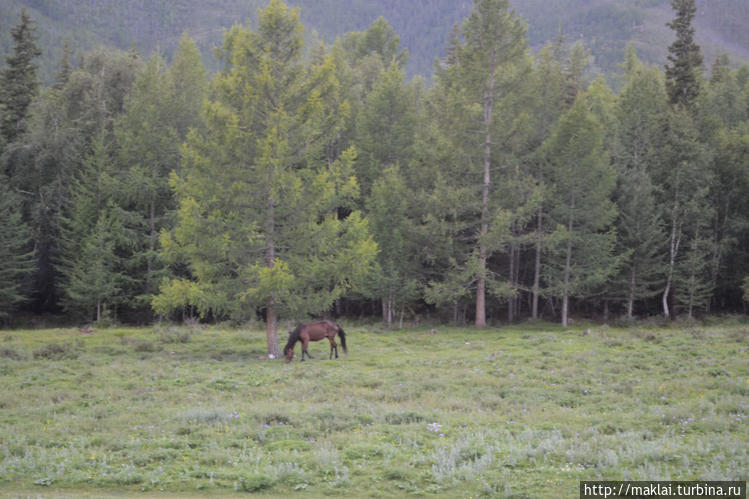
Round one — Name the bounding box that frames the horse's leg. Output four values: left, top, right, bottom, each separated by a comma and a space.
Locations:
303, 338, 313, 360
329, 337, 338, 359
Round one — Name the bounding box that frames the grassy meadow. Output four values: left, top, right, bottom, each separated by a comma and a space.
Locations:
0, 320, 747, 498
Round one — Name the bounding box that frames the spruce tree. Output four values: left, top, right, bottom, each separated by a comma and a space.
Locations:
612, 50, 668, 319
664, 0, 703, 109
0, 181, 34, 322
59, 131, 125, 322
0, 9, 42, 148
115, 53, 181, 314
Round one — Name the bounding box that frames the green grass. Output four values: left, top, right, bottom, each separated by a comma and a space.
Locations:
0, 321, 747, 497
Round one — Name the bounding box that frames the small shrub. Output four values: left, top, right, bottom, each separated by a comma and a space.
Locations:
239, 473, 274, 492
133, 339, 158, 352
266, 439, 311, 452
159, 328, 191, 344
384, 411, 426, 425
182, 408, 232, 425
0, 346, 26, 360
33, 342, 79, 360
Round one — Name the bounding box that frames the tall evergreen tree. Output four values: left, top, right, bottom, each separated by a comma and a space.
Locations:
664, 0, 703, 109
154, 0, 376, 355
432, 0, 528, 328
612, 49, 668, 319
0, 180, 35, 323
115, 49, 202, 316
652, 107, 711, 318
0, 9, 41, 149
59, 131, 125, 321
3, 48, 141, 313
543, 99, 618, 327
526, 40, 570, 320
355, 61, 418, 196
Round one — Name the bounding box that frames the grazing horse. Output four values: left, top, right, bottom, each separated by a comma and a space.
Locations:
284, 321, 347, 363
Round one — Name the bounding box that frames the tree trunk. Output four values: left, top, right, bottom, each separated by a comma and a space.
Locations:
562, 239, 571, 328
266, 297, 279, 357
626, 266, 636, 320
562, 195, 575, 328
663, 174, 682, 320
147, 194, 155, 296
265, 196, 281, 357
508, 242, 515, 323
532, 206, 542, 320
603, 299, 609, 322
476, 49, 496, 329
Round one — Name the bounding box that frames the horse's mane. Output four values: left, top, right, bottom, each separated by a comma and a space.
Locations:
284, 324, 303, 353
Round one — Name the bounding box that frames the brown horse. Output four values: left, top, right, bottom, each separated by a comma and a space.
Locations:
283, 321, 347, 363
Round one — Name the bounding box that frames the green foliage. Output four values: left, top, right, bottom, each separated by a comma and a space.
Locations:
611, 50, 668, 317
543, 98, 619, 326
665, 0, 703, 109
0, 8, 41, 145
1, 0, 749, 325
59, 132, 126, 322
0, 181, 34, 321
156, 1, 376, 350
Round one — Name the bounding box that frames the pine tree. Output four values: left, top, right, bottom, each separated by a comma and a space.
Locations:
0, 181, 34, 322
54, 38, 73, 90
3, 47, 142, 314
665, 0, 703, 109
0, 9, 42, 148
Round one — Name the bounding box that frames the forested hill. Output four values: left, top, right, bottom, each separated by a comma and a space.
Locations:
1, 0, 748, 84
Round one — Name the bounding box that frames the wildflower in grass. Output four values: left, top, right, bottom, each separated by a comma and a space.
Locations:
427, 422, 443, 436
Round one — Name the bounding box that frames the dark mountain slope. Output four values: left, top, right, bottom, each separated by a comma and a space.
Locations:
1, 0, 746, 85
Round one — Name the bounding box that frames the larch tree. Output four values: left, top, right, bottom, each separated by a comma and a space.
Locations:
543, 98, 618, 328
652, 107, 711, 319
154, 0, 376, 355
431, 0, 528, 327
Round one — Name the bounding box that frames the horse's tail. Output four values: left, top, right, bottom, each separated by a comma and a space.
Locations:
284, 324, 303, 354
337, 324, 347, 354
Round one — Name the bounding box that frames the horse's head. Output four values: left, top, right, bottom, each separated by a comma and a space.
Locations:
284, 345, 294, 363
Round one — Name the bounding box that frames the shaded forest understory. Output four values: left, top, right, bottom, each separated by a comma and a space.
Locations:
1, 0, 749, 343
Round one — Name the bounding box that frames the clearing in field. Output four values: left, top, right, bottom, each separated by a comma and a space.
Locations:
0, 321, 746, 497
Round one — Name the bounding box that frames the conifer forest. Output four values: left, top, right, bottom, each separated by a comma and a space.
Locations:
1, 0, 749, 353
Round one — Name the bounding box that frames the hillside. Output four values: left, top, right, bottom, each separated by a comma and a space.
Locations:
1, 0, 748, 84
